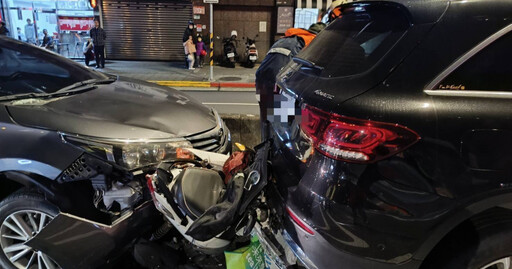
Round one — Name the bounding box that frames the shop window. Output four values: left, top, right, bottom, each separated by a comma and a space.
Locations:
438, 32, 512, 91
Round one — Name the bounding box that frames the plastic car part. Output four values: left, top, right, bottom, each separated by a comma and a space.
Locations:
103, 181, 142, 210
58, 153, 112, 183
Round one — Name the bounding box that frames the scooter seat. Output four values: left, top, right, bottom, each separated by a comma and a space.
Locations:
171, 167, 225, 220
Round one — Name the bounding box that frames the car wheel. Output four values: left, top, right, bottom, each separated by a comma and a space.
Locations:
424, 220, 512, 269
0, 191, 61, 269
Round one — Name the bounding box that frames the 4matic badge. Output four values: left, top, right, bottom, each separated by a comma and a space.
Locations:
314, 90, 334, 100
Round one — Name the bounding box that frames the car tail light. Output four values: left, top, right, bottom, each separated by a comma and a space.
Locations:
301, 105, 420, 163
286, 206, 315, 235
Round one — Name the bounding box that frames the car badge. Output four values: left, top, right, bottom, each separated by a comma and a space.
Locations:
314, 90, 334, 100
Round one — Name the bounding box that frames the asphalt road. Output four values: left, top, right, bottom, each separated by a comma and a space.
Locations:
184, 90, 260, 115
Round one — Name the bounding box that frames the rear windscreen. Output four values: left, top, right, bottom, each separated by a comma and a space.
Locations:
297, 3, 411, 78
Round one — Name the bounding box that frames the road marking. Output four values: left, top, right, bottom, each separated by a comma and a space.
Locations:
150, 81, 211, 87
202, 102, 258, 106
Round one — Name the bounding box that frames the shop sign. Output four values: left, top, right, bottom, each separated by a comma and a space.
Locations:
58, 16, 94, 31
276, 0, 294, 5
203, 0, 219, 3
193, 6, 205, 15
277, 6, 294, 33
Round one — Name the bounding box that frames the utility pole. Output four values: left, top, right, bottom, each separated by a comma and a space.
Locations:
209, 3, 213, 81
204, 0, 218, 81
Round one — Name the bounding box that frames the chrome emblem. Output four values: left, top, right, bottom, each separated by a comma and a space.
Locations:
314, 90, 334, 100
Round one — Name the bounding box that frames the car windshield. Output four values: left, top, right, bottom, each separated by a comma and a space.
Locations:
296, 3, 411, 78
0, 39, 108, 98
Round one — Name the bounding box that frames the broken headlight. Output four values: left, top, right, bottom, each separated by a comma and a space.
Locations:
120, 141, 192, 170
62, 135, 192, 170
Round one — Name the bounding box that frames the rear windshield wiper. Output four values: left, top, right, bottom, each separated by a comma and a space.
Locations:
293, 57, 324, 71
56, 77, 116, 93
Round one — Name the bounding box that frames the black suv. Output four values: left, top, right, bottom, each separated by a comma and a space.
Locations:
0, 37, 230, 269
270, 1, 512, 268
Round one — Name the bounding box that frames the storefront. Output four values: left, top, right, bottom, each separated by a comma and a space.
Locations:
101, 0, 192, 61
0, 0, 95, 58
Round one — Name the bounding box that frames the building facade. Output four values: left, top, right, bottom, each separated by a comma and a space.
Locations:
0, 0, 354, 61
0, 0, 95, 58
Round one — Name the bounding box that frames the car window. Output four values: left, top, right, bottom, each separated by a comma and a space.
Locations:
437, 32, 512, 91
0, 43, 106, 97
297, 3, 411, 78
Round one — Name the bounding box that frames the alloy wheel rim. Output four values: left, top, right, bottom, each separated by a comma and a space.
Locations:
0, 210, 60, 269
480, 257, 512, 269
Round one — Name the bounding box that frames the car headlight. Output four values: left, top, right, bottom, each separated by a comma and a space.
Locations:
62, 135, 192, 170
120, 141, 192, 170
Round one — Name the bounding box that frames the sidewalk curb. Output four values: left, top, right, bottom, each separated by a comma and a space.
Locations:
150, 80, 256, 89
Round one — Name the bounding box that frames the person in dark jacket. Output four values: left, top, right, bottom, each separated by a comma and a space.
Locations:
183, 21, 195, 67
256, 22, 326, 137
0, 22, 9, 36
89, 18, 106, 69
41, 29, 54, 50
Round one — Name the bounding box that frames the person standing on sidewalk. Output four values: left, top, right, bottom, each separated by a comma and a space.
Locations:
195, 35, 207, 68
24, 19, 36, 44
90, 18, 106, 69
182, 21, 196, 67
0, 22, 9, 37
15, 27, 26, 41
183, 35, 196, 70
40, 29, 55, 50
83, 37, 95, 66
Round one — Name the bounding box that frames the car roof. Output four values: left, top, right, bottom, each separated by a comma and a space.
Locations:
341, 0, 449, 24
343, 0, 511, 25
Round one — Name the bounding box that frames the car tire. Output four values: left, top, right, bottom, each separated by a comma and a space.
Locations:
423, 219, 512, 269
0, 190, 60, 269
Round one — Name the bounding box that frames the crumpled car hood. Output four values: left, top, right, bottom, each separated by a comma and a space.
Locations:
6, 77, 217, 140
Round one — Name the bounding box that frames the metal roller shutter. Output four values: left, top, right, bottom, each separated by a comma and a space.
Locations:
102, 0, 192, 60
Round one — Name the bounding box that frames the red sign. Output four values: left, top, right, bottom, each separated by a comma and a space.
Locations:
193, 6, 205, 15
58, 17, 94, 31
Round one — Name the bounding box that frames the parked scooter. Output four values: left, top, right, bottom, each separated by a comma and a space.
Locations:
221, 30, 238, 68
243, 35, 259, 68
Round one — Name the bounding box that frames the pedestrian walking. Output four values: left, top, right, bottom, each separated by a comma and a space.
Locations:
83, 37, 95, 66
183, 35, 196, 70
196, 35, 207, 68
0, 22, 9, 37
15, 27, 26, 41
89, 18, 106, 69
24, 19, 36, 44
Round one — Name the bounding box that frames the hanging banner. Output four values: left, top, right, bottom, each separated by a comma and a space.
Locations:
58, 16, 94, 31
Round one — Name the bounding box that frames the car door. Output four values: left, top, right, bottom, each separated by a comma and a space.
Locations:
425, 27, 512, 198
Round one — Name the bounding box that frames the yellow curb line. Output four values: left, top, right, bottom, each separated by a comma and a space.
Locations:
149, 81, 211, 87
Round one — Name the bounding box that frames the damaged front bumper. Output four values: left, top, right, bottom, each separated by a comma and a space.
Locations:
25, 201, 159, 269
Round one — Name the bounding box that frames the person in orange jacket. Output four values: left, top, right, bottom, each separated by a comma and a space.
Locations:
255, 22, 326, 137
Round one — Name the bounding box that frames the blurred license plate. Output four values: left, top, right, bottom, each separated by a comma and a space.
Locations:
227, 53, 235, 58
249, 56, 257, 61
